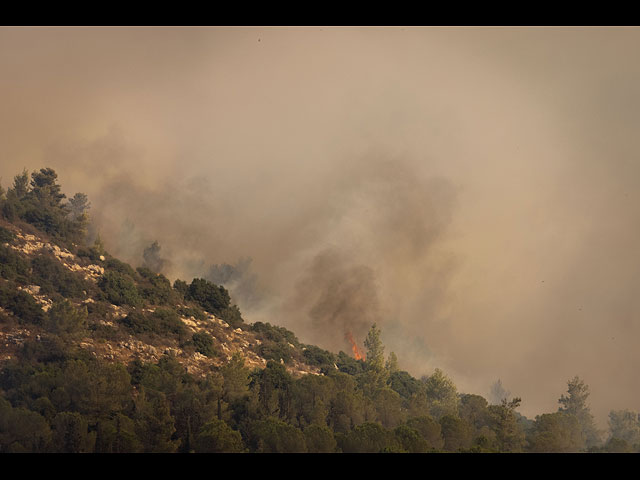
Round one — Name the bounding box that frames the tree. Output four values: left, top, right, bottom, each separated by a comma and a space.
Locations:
221, 353, 250, 404
406, 416, 444, 450
373, 387, 406, 429
422, 368, 459, 419
51, 412, 95, 453
527, 412, 585, 453
187, 278, 231, 314
46, 299, 87, 339
29, 168, 65, 206
558, 376, 600, 448
338, 422, 401, 453
195, 418, 245, 453
10, 169, 29, 200
440, 415, 474, 451
385, 351, 399, 374
487, 397, 526, 452
458, 394, 490, 431
364, 323, 385, 371
360, 323, 389, 394
248, 417, 307, 453
68, 192, 90, 220
608, 410, 640, 446
303, 424, 337, 453
394, 424, 432, 453
133, 389, 179, 453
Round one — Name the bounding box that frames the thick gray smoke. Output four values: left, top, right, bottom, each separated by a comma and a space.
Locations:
4, 27, 640, 427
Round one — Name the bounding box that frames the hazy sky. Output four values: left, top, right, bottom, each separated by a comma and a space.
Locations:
2, 26, 640, 426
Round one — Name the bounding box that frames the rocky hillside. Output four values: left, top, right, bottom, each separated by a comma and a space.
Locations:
0, 219, 324, 378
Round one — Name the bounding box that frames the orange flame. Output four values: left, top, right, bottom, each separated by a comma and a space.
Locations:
345, 331, 365, 361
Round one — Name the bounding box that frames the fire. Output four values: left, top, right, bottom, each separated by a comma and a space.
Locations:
345, 331, 365, 361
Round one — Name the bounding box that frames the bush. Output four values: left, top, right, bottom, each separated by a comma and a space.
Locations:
0, 226, 14, 243
186, 278, 230, 314
104, 258, 137, 278
302, 345, 336, 368
46, 300, 87, 338
98, 271, 142, 307
136, 267, 179, 306
0, 245, 30, 282
31, 255, 91, 299
250, 322, 298, 346
173, 279, 188, 298
120, 308, 186, 338
218, 305, 244, 329
259, 341, 293, 364
191, 331, 216, 358
0, 282, 45, 325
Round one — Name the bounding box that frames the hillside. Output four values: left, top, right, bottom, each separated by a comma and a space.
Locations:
0, 220, 321, 378
0, 168, 637, 454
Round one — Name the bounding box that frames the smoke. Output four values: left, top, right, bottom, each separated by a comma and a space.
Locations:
3, 26, 640, 426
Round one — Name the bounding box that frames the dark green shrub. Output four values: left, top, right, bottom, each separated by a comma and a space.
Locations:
0, 282, 45, 325
302, 344, 336, 368
98, 271, 141, 307
0, 226, 14, 243
191, 331, 216, 358
186, 278, 230, 314
250, 322, 298, 346
173, 279, 188, 298
259, 341, 293, 364
31, 255, 91, 299
218, 305, 244, 329
104, 258, 137, 278
120, 308, 186, 338
0, 245, 30, 282
136, 267, 179, 306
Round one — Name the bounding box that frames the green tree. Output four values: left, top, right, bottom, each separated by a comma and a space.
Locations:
527, 412, 585, 453
10, 169, 30, 200
422, 368, 459, 419
303, 424, 337, 453
487, 397, 526, 452
394, 424, 432, 453
608, 410, 640, 446
221, 353, 250, 404
373, 387, 406, 429
51, 412, 96, 453
458, 394, 490, 431
558, 376, 600, 448
0, 397, 52, 453
46, 300, 87, 338
68, 192, 90, 220
385, 351, 399, 374
360, 323, 389, 395
406, 415, 444, 450
195, 418, 245, 453
94, 414, 143, 453
133, 389, 180, 453
338, 422, 401, 453
440, 415, 474, 451
248, 417, 307, 453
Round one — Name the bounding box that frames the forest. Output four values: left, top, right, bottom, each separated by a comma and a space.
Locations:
0, 168, 639, 453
